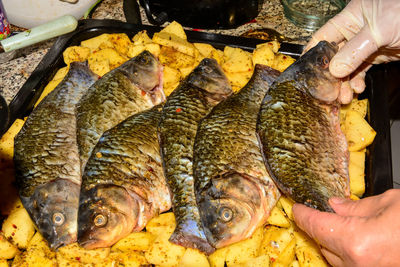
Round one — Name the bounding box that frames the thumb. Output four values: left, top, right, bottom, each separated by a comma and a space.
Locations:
329, 25, 379, 78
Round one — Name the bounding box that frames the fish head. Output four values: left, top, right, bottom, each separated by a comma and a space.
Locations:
121, 50, 165, 103
22, 179, 80, 250
198, 172, 263, 248
290, 41, 342, 103
187, 58, 232, 104
77, 184, 138, 249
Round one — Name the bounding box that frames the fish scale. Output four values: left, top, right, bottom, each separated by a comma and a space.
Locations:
159, 58, 232, 255
257, 41, 350, 212
14, 61, 99, 250
193, 64, 281, 248
78, 104, 171, 249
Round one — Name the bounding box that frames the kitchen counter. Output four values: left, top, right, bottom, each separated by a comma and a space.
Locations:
0, 0, 313, 105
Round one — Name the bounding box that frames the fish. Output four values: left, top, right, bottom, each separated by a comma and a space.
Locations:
193, 64, 281, 248
76, 50, 164, 171
158, 58, 232, 255
13, 61, 99, 250
256, 41, 350, 212
77, 104, 171, 249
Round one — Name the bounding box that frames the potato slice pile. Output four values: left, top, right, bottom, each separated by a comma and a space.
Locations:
0, 21, 377, 266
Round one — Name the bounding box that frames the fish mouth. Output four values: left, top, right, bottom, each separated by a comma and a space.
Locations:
49, 241, 67, 251
78, 238, 102, 249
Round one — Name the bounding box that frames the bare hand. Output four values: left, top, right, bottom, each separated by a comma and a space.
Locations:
292, 189, 400, 266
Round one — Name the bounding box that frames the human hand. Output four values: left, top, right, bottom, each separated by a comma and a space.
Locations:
292, 189, 400, 267
304, 0, 400, 104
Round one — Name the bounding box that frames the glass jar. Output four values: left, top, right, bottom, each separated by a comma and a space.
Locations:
281, 0, 346, 31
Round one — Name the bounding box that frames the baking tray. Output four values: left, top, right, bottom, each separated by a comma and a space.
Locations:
7, 19, 392, 195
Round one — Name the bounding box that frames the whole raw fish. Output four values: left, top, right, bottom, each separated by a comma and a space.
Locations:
76, 50, 164, 171
256, 41, 350, 212
14, 61, 99, 249
158, 58, 232, 255
77, 104, 171, 249
193, 65, 281, 248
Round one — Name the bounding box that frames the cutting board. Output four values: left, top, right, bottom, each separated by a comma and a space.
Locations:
3, 0, 98, 29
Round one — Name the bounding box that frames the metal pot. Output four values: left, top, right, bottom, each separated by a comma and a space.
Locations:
139, 0, 265, 29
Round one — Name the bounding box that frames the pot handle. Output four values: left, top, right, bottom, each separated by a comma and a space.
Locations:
123, 0, 142, 24
139, 0, 168, 25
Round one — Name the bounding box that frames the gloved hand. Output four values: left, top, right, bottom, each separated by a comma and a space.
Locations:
304, 0, 400, 104
292, 189, 400, 267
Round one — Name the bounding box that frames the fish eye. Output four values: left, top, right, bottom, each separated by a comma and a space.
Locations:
94, 214, 107, 227
319, 56, 330, 68
52, 213, 65, 226
218, 207, 233, 222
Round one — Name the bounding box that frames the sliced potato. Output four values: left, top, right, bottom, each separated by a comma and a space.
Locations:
163, 66, 181, 96
252, 43, 275, 67
145, 212, 176, 237
159, 46, 195, 69
178, 248, 210, 267
266, 206, 291, 228
344, 110, 376, 151
144, 43, 161, 57
0, 232, 19, 260
208, 246, 228, 267
224, 71, 252, 92
0, 259, 8, 267
109, 33, 133, 56
80, 33, 113, 52
260, 226, 294, 263
144, 231, 186, 266
2, 207, 35, 249
127, 44, 146, 58
108, 251, 148, 267
132, 30, 153, 45
63, 46, 91, 65
160, 20, 187, 40
111, 232, 155, 252
271, 238, 295, 267
153, 32, 196, 56
57, 243, 110, 264
232, 254, 270, 267
278, 196, 295, 221
225, 226, 264, 266
294, 229, 328, 267
273, 53, 295, 72
222, 46, 253, 73
0, 118, 25, 164
194, 43, 215, 58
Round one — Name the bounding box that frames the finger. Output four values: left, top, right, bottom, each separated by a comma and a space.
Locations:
292, 203, 352, 254
329, 194, 385, 217
338, 80, 353, 104
320, 247, 344, 267
330, 26, 379, 78
349, 63, 372, 94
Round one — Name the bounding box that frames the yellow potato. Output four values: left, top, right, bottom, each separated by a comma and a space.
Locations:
0, 232, 19, 260
231, 254, 270, 267
88, 57, 110, 77
271, 238, 295, 267
160, 20, 187, 40
56, 253, 81, 267
349, 151, 366, 197
211, 49, 224, 65
132, 30, 153, 45
63, 46, 91, 65
225, 226, 264, 266
224, 71, 252, 92
57, 243, 110, 264
163, 66, 181, 96
80, 33, 113, 52
260, 226, 294, 263
266, 206, 291, 228
159, 46, 195, 69
273, 53, 296, 72
127, 44, 146, 58
0, 259, 8, 267
290, 260, 300, 267
344, 110, 376, 151
109, 33, 133, 56
178, 248, 210, 267
222, 46, 253, 73
294, 229, 328, 267
194, 43, 215, 58
340, 98, 368, 120
278, 196, 295, 221
145, 43, 161, 58
145, 212, 176, 236
208, 246, 228, 267
252, 43, 275, 67
2, 207, 35, 249
144, 231, 186, 266
180, 64, 197, 78
108, 251, 148, 267
53, 66, 69, 80
89, 48, 128, 70
111, 232, 155, 252
0, 119, 25, 164
153, 32, 196, 56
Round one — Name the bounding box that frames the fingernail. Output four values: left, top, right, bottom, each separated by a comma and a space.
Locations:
329, 197, 346, 205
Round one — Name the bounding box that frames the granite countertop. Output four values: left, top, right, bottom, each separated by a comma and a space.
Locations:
0, 0, 313, 105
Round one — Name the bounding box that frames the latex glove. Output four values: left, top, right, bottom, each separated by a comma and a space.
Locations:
304, 0, 400, 104
292, 189, 400, 267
